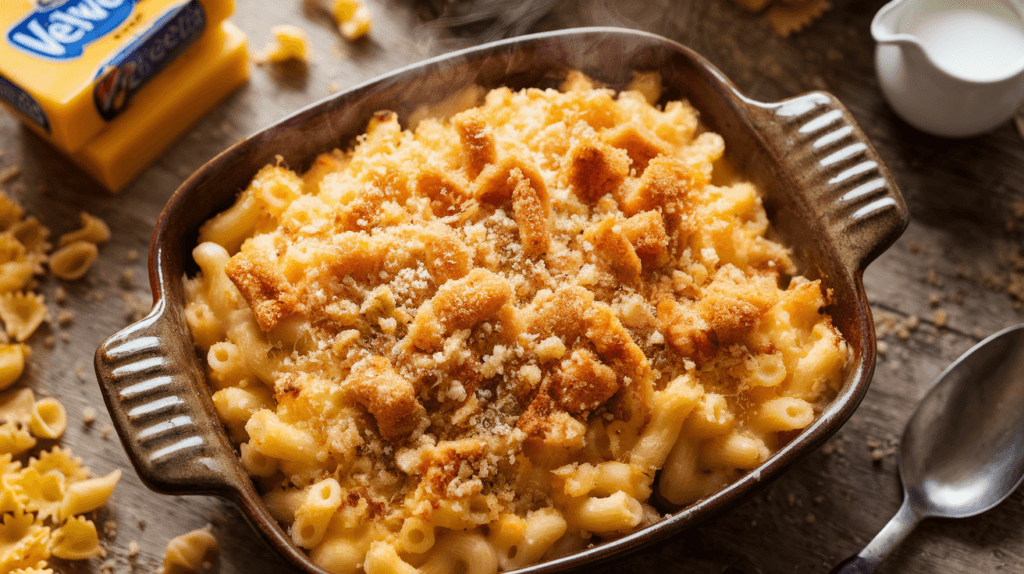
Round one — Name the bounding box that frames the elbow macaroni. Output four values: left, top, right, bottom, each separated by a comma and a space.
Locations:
183, 73, 850, 573
161, 525, 220, 574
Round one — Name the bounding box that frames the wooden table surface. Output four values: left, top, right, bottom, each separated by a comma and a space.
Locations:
2, 1, 1023, 573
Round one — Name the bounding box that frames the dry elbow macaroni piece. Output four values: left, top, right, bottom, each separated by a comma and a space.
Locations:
183, 72, 850, 573
161, 525, 220, 574
0, 345, 30, 390
58, 212, 111, 246
258, 25, 310, 64
333, 0, 372, 41
48, 241, 98, 281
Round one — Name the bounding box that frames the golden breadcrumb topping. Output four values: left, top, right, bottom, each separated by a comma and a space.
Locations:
184, 71, 848, 572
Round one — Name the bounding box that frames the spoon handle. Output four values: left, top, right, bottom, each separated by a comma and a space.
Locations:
828, 497, 922, 574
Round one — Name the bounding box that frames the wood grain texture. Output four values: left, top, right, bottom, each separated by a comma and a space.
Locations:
0, 0, 1021, 572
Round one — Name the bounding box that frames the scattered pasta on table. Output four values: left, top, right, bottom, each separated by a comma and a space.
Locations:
0, 194, 120, 571
161, 525, 221, 574
0, 385, 122, 570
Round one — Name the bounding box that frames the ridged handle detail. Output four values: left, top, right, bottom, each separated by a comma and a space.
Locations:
752, 92, 909, 271
94, 299, 242, 495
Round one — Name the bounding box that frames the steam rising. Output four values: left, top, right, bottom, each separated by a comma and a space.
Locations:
417, 0, 708, 45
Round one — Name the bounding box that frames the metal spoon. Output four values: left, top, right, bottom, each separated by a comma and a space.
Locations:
830, 323, 1024, 574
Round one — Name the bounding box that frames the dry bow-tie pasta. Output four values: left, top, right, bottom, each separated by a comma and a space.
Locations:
0, 433, 121, 571
183, 71, 849, 574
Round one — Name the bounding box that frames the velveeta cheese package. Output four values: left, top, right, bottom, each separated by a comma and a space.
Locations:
0, 0, 249, 191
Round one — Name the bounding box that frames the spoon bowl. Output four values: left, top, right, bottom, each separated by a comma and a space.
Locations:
832, 324, 1024, 573
901, 324, 1024, 518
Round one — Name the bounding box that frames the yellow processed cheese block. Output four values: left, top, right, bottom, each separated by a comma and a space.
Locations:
75, 20, 249, 191
0, 0, 248, 191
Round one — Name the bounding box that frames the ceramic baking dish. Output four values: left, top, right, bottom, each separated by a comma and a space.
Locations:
95, 27, 909, 574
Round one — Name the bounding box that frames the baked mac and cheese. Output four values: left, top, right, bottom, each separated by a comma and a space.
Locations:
183, 72, 849, 574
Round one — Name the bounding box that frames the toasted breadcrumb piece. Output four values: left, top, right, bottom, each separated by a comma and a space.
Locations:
225, 250, 302, 331
347, 356, 427, 441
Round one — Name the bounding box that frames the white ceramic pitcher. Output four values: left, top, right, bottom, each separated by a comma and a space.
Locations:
872, 0, 1024, 137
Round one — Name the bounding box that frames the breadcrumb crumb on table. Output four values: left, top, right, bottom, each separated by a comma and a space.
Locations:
120, 268, 135, 289
0, 166, 20, 183
933, 309, 948, 328
57, 309, 74, 326
83, 406, 97, 425
103, 519, 118, 539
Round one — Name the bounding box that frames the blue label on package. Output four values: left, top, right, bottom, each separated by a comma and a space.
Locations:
6, 0, 137, 61
0, 74, 50, 132
92, 0, 206, 120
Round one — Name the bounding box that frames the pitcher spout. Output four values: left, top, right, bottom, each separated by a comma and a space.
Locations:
872, 0, 914, 44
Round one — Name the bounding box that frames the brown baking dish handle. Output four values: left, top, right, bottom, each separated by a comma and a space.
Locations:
93, 299, 244, 496
94, 276, 322, 572
742, 92, 910, 272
